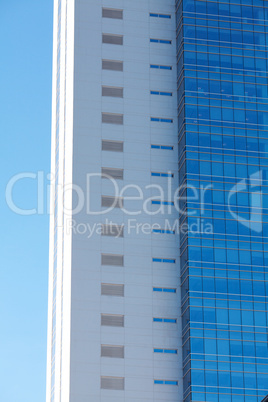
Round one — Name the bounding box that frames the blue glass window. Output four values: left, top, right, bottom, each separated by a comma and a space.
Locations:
161, 145, 173, 150
151, 172, 174, 177
150, 117, 173, 123
151, 201, 174, 205
164, 349, 177, 354
150, 13, 171, 19
152, 258, 176, 263
154, 380, 178, 385
154, 348, 178, 354
151, 144, 173, 150
150, 64, 172, 70
153, 318, 177, 323
150, 91, 172, 96
152, 229, 175, 234
150, 39, 171, 44
153, 287, 176, 293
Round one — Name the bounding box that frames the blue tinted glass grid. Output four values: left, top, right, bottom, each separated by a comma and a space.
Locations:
177, 1, 268, 401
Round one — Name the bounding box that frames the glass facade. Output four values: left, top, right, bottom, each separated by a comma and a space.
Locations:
177, 0, 268, 401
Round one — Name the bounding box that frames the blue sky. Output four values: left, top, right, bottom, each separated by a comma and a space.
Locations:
0, 1, 53, 401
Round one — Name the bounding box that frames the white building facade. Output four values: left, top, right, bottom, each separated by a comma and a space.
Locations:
46, 1, 182, 401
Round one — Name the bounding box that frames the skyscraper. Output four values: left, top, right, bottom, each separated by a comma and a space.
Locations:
178, 1, 268, 401
46, 1, 268, 401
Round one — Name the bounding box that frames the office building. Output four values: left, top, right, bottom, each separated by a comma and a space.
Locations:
46, 1, 268, 401
178, 1, 268, 401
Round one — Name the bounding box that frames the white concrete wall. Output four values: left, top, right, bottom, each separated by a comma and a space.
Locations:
47, 0, 183, 401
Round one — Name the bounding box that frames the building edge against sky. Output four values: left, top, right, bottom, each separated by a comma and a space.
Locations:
46, 0, 268, 401
46, 0, 75, 401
